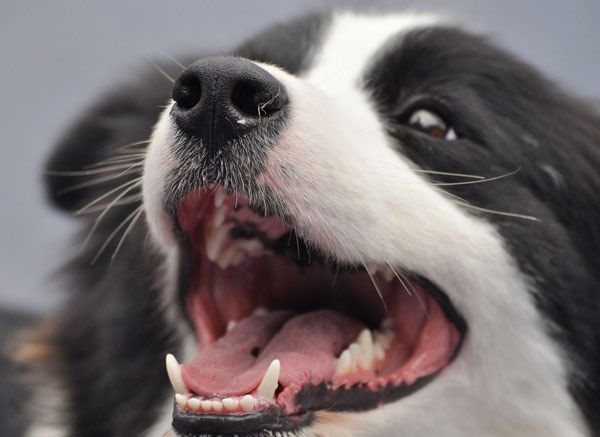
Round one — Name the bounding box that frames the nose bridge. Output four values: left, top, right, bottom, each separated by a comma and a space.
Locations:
170, 56, 288, 157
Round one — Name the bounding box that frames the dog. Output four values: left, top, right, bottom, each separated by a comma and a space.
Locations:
5, 10, 599, 437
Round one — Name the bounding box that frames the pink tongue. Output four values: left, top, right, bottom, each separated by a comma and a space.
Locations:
181, 310, 364, 397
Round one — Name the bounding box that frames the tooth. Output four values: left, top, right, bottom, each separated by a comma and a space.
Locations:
336, 349, 352, 374
206, 224, 232, 262
257, 359, 280, 401
216, 245, 243, 269
211, 400, 223, 412
175, 394, 188, 409
374, 343, 386, 360
358, 329, 374, 367
253, 306, 268, 316
223, 397, 239, 411
381, 318, 395, 330
213, 205, 227, 227
214, 189, 227, 207
226, 320, 237, 332
240, 395, 257, 412
349, 343, 364, 368
187, 398, 201, 411
201, 400, 212, 411
166, 354, 187, 394
374, 331, 392, 349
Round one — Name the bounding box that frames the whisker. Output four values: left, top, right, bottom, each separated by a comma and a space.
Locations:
47, 162, 142, 176
91, 205, 143, 265
159, 51, 186, 70
80, 180, 142, 248
412, 169, 485, 179
455, 202, 540, 222
78, 194, 142, 214
110, 207, 144, 264
430, 168, 520, 187
75, 178, 141, 215
384, 261, 411, 296
57, 169, 141, 195
148, 59, 175, 83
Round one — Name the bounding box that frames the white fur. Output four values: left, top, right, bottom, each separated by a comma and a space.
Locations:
142, 12, 586, 437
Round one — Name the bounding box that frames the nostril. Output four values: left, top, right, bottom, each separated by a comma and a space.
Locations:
172, 75, 202, 110
231, 82, 262, 117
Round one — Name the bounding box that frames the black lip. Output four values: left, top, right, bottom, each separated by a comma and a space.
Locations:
172, 266, 467, 436
172, 403, 313, 437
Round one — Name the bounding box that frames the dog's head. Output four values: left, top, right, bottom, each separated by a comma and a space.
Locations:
43, 11, 600, 437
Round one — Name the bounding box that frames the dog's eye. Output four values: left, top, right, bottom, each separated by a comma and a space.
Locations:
407, 109, 457, 141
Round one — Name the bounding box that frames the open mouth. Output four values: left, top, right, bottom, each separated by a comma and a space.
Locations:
166, 185, 466, 436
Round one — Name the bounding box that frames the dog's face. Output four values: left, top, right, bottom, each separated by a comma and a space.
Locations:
40, 11, 600, 437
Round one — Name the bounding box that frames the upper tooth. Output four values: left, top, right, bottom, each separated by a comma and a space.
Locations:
175, 394, 188, 408
240, 394, 257, 412
336, 349, 352, 374
213, 205, 227, 227
211, 400, 223, 412
201, 400, 212, 411
348, 343, 364, 368
166, 354, 187, 394
214, 189, 227, 207
257, 359, 280, 401
358, 329, 374, 368
205, 224, 232, 262
223, 397, 239, 411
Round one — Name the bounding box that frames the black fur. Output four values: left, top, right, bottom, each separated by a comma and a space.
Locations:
365, 27, 600, 430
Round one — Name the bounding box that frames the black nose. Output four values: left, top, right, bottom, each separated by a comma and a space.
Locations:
171, 56, 288, 156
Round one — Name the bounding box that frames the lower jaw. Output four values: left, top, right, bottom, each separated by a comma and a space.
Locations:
169, 278, 466, 436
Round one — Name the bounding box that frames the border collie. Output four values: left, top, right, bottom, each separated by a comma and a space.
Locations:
7, 10, 600, 437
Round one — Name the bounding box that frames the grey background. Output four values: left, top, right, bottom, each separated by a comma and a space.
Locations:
1, 0, 599, 315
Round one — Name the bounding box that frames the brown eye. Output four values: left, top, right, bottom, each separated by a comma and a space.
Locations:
408, 108, 457, 140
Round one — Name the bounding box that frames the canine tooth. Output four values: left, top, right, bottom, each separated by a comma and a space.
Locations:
175, 394, 188, 409
187, 398, 201, 411
166, 354, 187, 394
374, 343, 386, 360
240, 395, 257, 412
206, 224, 232, 262
213, 205, 227, 227
358, 329, 374, 367
336, 349, 352, 374
257, 359, 280, 401
201, 400, 212, 411
223, 397, 239, 411
349, 343, 365, 368
211, 400, 223, 412
226, 320, 237, 332
214, 189, 227, 207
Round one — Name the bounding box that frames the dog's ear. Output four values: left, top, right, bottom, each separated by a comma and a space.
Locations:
44, 63, 181, 213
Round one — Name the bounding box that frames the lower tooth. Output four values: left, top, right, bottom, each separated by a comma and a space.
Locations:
175, 394, 188, 409
226, 320, 237, 332
257, 359, 280, 401
187, 398, 201, 411
223, 397, 239, 411
240, 395, 257, 412
165, 354, 187, 394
